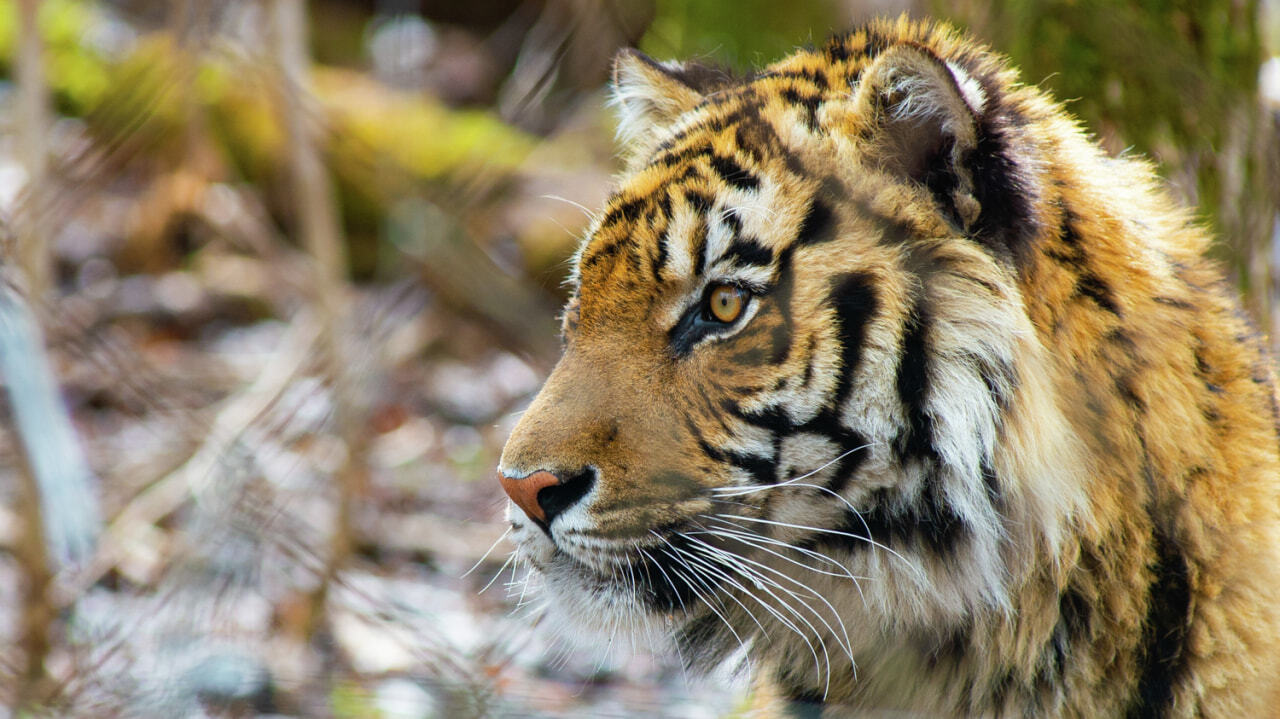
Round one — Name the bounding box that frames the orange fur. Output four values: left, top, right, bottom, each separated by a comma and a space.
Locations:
499, 17, 1280, 717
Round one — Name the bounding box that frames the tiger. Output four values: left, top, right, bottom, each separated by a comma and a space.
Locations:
495, 15, 1280, 717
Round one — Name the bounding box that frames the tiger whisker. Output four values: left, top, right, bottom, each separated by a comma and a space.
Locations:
515, 563, 535, 607
716, 512, 920, 577
666, 532, 830, 687
652, 531, 773, 650
694, 521, 862, 579
463, 526, 513, 578
720, 473, 915, 585
720, 203, 778, 223
637, 546, 688, 613
539, 193, 599, 222
479, 551, 517, 595
624, 554, 642, 608
654, 535, 768, 636
715, 456, 917, 581
652, 540, 751, 654
710, 443, 879, 497
682, 530, 856, 682
665, 541, 820, 681
705, 517, 871, 610
673, 546, 779, 639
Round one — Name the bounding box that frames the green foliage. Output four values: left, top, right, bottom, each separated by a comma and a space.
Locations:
0, 0, 115, 112
0, 0, 537, 279
941, 0, 1260, 157
331, 681, 380, 718
640, 0, 841, 68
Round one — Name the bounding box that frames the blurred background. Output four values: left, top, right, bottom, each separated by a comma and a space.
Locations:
0, 0, 1276, 716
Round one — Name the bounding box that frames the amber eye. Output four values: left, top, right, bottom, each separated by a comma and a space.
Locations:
707, 284, 747, 323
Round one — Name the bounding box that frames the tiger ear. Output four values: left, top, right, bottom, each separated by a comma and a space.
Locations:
611, 48, 725, 148
850, 44, 986, 228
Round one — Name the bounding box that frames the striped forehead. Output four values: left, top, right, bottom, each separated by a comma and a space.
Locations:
576, 111, 804, 293
573, 21, 946, 293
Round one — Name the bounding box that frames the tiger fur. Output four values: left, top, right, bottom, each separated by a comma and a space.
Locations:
496, 16, 1280, 717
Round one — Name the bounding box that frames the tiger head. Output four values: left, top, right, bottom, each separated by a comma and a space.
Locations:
497, 17, 1085, 691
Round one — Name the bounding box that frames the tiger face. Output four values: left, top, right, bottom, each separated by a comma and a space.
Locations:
496, 17, 1280, 716
500, 17, 1076, 675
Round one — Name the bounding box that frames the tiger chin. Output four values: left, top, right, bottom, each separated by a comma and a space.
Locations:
495, 16, 1280, 718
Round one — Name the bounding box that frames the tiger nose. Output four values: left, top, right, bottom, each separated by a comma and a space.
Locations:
498, 469, 596, 526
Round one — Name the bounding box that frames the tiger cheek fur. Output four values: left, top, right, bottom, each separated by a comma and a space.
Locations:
496, 16, 1280, 717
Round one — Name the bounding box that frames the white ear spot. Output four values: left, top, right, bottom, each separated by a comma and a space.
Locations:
946, 61, 986, 114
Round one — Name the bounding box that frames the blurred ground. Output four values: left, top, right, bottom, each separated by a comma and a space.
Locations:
0, 0, 1276, 717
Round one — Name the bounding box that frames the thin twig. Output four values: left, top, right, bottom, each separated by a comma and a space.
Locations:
271, 0, 366, 691
14, 0, 52, 298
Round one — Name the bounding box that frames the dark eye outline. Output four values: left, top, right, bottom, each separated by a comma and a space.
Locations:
669, 282, 756, 356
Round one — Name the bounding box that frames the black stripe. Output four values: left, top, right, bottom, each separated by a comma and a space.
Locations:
727, 400, 793, 435
727, 346, 765, 366
653, 234, 669, 280
916, 469, 966, 553
1125, 529, 1191, 718
829, 272, 879, 406
895, 299, 937, 462
722, 237, 773, 268
690, 412, 775, 487
685, 190, 714, 277
970, 101, 1039, 267
921, 135, 964, 227
601, 197, 645, 228
657, 144, 710, 168
685, 190, 713, 215
780, 87, 821, 130
775, 667, 827, 719
797, 336, 818, 389
795, 197, 836, 246
1116, 374, 1145, 412
733, 123, 766, 164
773, 66, 829, 88
795, 411, 870, 495
1077, 272, 1121, 315
709, 154, 760, 191
1058, 585, 1093, 644
724, 448, 775, 485
926, 625, 972, 669
690, 221, 708, 278
640, 532, 726, 613
655, 107, 750, 157
704, 106, 751, 132
581, 239, 623, 270
676, 612, 731, 666
767, 321, 791, 364
650, 194, 673, 279
862, 29, 889, 58
823, 476, 967, 556
825, 36, 852, 62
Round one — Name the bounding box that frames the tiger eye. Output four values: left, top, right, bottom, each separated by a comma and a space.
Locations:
708, 284, 746, 323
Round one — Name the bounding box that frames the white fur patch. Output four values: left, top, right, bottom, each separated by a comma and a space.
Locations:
945, 61, 986, 114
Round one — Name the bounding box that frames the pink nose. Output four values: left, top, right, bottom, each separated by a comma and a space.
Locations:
498, 470, 562, 523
